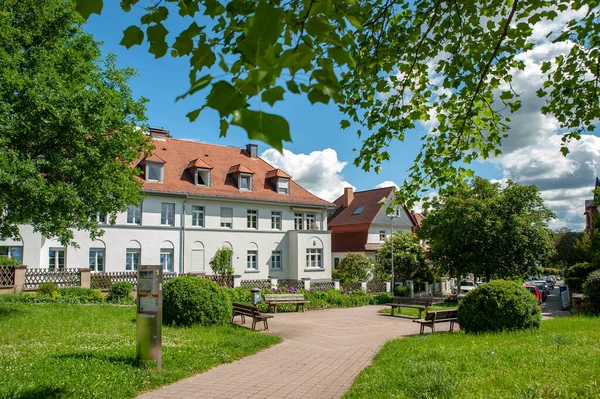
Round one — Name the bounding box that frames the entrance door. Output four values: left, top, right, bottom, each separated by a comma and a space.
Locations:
191, 249, 205, 272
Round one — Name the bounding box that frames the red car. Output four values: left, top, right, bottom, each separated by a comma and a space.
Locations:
525, 285, 542, 304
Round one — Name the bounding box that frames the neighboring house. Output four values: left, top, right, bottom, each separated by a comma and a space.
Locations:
0, 128, 334, 281
328, 187, 418, 267
584, 177, 600, 235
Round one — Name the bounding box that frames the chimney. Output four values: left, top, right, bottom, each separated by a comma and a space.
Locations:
343, 187, 354, 208
246, 143, 258, 158
149, 127, 169, 139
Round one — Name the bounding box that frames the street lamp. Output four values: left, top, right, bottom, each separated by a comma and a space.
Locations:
379, 197, 397, 291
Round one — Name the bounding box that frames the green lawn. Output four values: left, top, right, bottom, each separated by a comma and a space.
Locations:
344, 316, 600, 399
377, 301, 458, 317
0, 303, 280, 399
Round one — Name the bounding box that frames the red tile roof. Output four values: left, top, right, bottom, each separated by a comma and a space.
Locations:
144, 154, 167, 164
228, 163, 255, 175
328, 187, 394, 227
265, 168, 291, 179
139, 137, 332, 207
186, 158, 213, 170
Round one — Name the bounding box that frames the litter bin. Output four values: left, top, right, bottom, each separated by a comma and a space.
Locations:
251, 288, 261, 305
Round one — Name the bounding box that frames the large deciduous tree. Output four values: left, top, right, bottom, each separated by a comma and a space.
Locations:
376, 232, 427, 282
552, 228, 586, 267
77, 0, 600, 204
419, 177, 555, 281
333, 253, 372, 283
0, 0, 150, 245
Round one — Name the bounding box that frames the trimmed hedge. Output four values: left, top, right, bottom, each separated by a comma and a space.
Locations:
565, 262, 599, 293
583, 270, 600, 313
564, 277, 585, 293
458, 280, 541, 333
107, 282, 133, 303
0, 288, 104, 304
394, 285, 410, 297
163, 276, 231, 326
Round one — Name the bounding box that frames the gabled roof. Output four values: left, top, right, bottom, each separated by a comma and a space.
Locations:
265, 168, 291, 179
328, 187, 394, 226
186, 158, 213, 170
228, 163, 255, 175
139, 137, 332, 208
143, 154, 167, 164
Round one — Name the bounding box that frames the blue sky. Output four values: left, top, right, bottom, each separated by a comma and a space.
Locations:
83, 5, 598, 230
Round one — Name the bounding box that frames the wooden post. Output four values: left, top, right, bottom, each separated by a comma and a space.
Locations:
14, 266, 27, 294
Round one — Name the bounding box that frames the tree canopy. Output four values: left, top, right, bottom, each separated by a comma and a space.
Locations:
418, 177, 555, 280
376, 231, 427, 282
552, 228, 586, 268
76, 0, 600, 204
0, 0, 150, 245
333, 253, 372, 283
209, 246, 234, 277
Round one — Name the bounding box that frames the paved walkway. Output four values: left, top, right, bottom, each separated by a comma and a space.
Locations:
541, 282, 571, 319
138, 306, 448, 399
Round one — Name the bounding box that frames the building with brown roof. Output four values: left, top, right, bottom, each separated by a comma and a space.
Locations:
328, 187, 418, 267
585, 177, 600, 235
0, 129, 334, 281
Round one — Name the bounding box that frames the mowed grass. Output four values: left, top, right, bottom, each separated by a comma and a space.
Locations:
377, 301, 458, 317
344, 316, 600, 399
0, 303, 280, 399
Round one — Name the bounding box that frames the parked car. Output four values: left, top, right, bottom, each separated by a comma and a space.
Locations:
460, 280, 476, 293
545, 276, 556, 289
525, 285, 543, 304
530, 281, 548, 301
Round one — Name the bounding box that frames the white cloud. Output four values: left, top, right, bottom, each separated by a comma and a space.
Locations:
375, 181, 399, 189
260, 148, 355, 202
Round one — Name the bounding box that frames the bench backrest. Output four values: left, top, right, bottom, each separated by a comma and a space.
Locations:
232, 302, 261, 317
425, 309, 457, 321
264, 294, 305, 301
393, 296, 444, 306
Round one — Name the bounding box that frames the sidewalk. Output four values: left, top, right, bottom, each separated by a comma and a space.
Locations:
137, 306, 449, 399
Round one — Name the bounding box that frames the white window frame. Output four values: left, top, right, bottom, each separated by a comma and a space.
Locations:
305, 214, 316, 230
160, 248, 174, 272
306, 248, 323, 269
239, 174, 252, 191
247, 209, 258, 229
277, 178, 289, 194
0, 246, 22, 263
271, 211, 282, 230
192, 205, 205, 227
294, 213, 304, 230
126, 204, 142, 225
126, 248, 140, 271
146, 161, 164, 182
161, 203, 175, 226
220, 207, 233, 229
271, 251, 282, 270
48, 248, 65, 271
379, 231, 386, 241
247, 250, 258, 270
89, 248, 105, 272
195, 168, 211, 187
93, 212, 107, 224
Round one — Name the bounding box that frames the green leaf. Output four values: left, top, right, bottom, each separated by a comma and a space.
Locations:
206, 81, 247, 118
305, 17, 335, 36
146, 23, 169, 58
74, 0, 103, 20
308, 88, 330, 104
286, 80, 300, 94
261, 87, 285, 106
120, 0, 139, 12
340, 120, 351, 129
560, 147, 570, 156
219, 119, 229, 138
176, 75, 212, 101
190, 43, 216, 70
186, 108, 202, 122
120, 26, 144, 49
246, 3, 283, 45
328, 47, 356, 68
231, 110, 291, 152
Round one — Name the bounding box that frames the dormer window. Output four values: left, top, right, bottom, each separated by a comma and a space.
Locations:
195, 168, 211, 187
240, 174, 252, 191
277, 178, 290, 194
146, 161, 164, 182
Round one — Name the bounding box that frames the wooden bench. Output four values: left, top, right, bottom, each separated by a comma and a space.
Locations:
232, 303, 273, 330
263, 294, 309, 313
413, 309, 458, 334
386, 296, 444, 319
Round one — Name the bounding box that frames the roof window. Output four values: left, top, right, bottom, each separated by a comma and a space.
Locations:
352, 206, 365, 215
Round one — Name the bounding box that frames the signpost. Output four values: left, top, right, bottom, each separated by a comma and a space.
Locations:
137, 265, 162, 369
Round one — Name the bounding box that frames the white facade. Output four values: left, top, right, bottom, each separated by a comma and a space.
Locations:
0, 194, 332, 281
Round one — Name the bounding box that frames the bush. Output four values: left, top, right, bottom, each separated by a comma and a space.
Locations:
107, 282, 133, 303
163, 276, 231, 326
583, 270, 600, 313
38, 282, 58, 296
375, 292, 393, 305
0, 257, 19, 266
458, 280, 541, 333
564, 277, 586, 293
394, 285, 410, 297
209, 247, 234, 278
565, 262, 598, 279
223, 286, 252, 305
59, 287, 105, 303
335, 253, 372, 283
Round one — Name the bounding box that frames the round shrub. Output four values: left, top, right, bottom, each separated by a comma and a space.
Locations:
38, 282, 58, 296
107, 282, 133, 303
163, 276, 231, 326
375, 292, 393, 304
394, 285, 410, 297
458, 280, 541, 333
583, 270, 600, 313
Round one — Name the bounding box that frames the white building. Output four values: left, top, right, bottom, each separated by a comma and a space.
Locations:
0, 129, 334, 281
328, 187, 418, 267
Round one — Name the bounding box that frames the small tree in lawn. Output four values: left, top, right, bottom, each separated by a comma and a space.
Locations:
376, 232, 427, 282
335, 253, 372, 283
209, 247, 233, 278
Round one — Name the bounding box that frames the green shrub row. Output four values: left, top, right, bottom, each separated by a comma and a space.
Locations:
0, 287, 105, 304
564, 277, 586, 293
